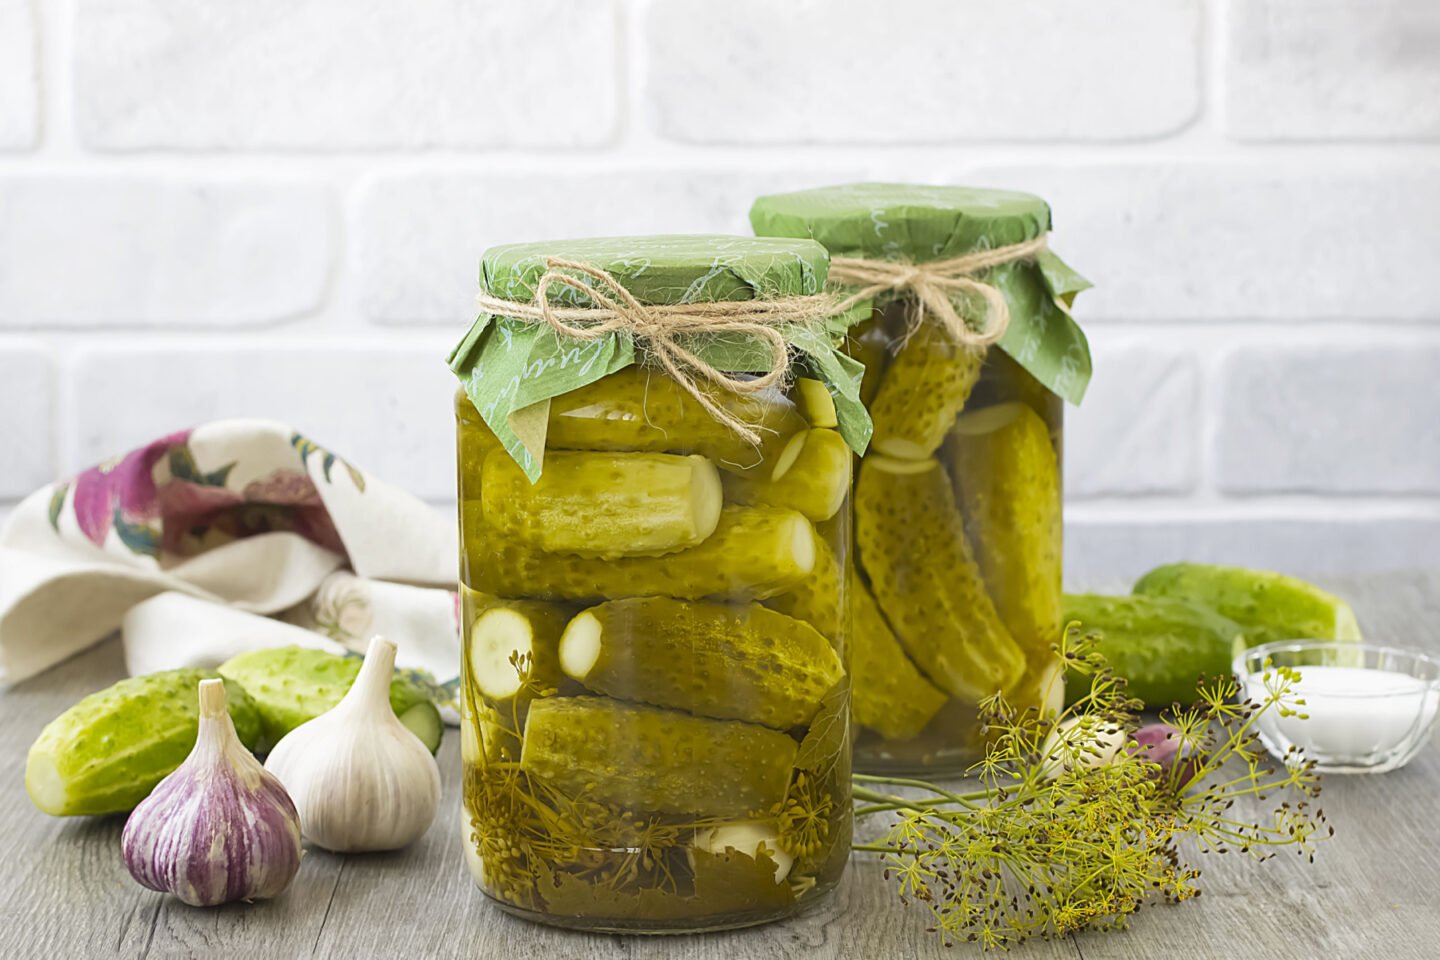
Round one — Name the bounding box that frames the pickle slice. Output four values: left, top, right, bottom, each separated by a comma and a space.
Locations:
468, 504, 816, 602
546, 366, 806, 474
483, 450, 723, 559
868, 321, 983, 460
765, 533, 841, 643
560, 598, 842, 729
849, 569, 947, 741
469, 600, 569, 702
950, 402, 1063, 656
855, 455, 1026, 701
723, 428, 851, 523
521, 697, 798, 819
794, 378, 838, 429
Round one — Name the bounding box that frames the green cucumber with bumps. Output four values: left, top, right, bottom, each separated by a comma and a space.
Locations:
521, 696, 798, 819
25, 669, 264, 817
218, 646, 443, 754
482, 449, 723, 559
467, 504, 816, 602
1132, 562, 1362, 648
765, 532, 842, 642
559, 597, 843, 729
723, 428, 852, 523
1062, 594, 1245, 708
546, 366, 805, 474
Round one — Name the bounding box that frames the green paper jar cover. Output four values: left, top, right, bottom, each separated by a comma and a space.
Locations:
749, 183, 1093, 405
447, 234, 873, 480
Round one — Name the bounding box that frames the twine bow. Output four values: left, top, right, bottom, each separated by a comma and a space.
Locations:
830, 235, 1049, 348
474, 258, 838, 445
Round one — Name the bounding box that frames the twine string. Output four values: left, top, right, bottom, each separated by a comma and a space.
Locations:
830, 235, 1049, 349
474, 258, 837, 445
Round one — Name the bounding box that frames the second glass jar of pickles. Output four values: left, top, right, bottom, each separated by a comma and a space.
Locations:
448, 235, 869, 932
752, 184, 1093, 775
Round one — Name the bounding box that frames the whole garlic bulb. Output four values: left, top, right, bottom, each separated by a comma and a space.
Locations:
122, 679, 302, 906
264, 636, 442, 852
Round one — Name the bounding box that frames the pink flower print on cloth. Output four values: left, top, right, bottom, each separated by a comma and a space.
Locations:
50, 429, 362, 561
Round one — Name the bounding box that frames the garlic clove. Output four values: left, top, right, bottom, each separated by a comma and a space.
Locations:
122, 679, 302, 907
264, 636, 443, 853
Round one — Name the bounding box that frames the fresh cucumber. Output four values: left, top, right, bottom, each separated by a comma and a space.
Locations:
1062, 594, 1245, 708
26, 670, 264, 816
1132, 562, 1362, 648
218, 647, 443, 754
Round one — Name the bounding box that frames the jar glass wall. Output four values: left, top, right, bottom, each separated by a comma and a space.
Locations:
455, 369, 852, 933
848, 307, 1064, 775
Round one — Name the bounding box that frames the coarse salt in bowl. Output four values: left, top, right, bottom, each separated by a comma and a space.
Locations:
1234, 640, 1440, 774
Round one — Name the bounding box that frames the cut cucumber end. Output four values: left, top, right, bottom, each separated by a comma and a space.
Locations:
1333, 602, 1362, 642
769, 430, 809, 482
782, 515, 818, 579
795, 379, 839, 429
952, 401, 1026, 436
864, 454, 939, 476
559, 611, 603, 681
24, 750, 68, 816
398, 702, 444, 754
469, 608, 534, 700
872, 435, 931, 460
690, 456, 725, 541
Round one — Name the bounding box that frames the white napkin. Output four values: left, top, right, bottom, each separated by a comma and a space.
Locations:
0, 419, 460, 701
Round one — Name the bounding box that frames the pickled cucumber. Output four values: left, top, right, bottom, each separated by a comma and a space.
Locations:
950, 402, 1063, 655
468, 504, 816, 602
765, 533, 842, 642
546, 366, 806, 474
469, 600, 570, 702
849, 569, 947, 741
1132, 562, 1362, 648
559, 598, 842, 729
855, 455, 1026, 701
456, 390, 502, 503
867, 321, 984, 460
723, 429, 851, 523
846, 310, 891, 408
794, 378, 838, 429
521, 697, 798, 819
483, 450, 723, 559
1062, 593, 1243, 708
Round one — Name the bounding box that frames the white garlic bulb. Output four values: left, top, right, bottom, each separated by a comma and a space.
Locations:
264, 636, 442, 852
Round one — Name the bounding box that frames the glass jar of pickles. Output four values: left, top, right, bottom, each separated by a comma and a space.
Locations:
752, 184, 1092, 776
448, 235, 870, 932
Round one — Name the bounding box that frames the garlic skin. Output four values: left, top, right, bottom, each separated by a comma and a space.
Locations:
122, 679, 302, 907
264, 636, 442, 853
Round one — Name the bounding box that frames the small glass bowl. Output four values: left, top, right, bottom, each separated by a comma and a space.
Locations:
1234, 640, 1440, 774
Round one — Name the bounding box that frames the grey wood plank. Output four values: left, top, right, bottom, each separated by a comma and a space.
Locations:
3, 573, 1438, 958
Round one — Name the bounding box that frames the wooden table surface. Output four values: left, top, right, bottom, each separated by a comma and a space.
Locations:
4, 572, 1438, 960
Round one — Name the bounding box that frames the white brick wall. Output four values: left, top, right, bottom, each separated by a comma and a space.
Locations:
0, 0, 1437, 580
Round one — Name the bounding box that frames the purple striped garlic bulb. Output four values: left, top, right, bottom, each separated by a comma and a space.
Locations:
121, 679, 302, 907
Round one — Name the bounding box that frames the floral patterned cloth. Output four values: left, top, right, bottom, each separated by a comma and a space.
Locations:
0, 420, 459, 700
